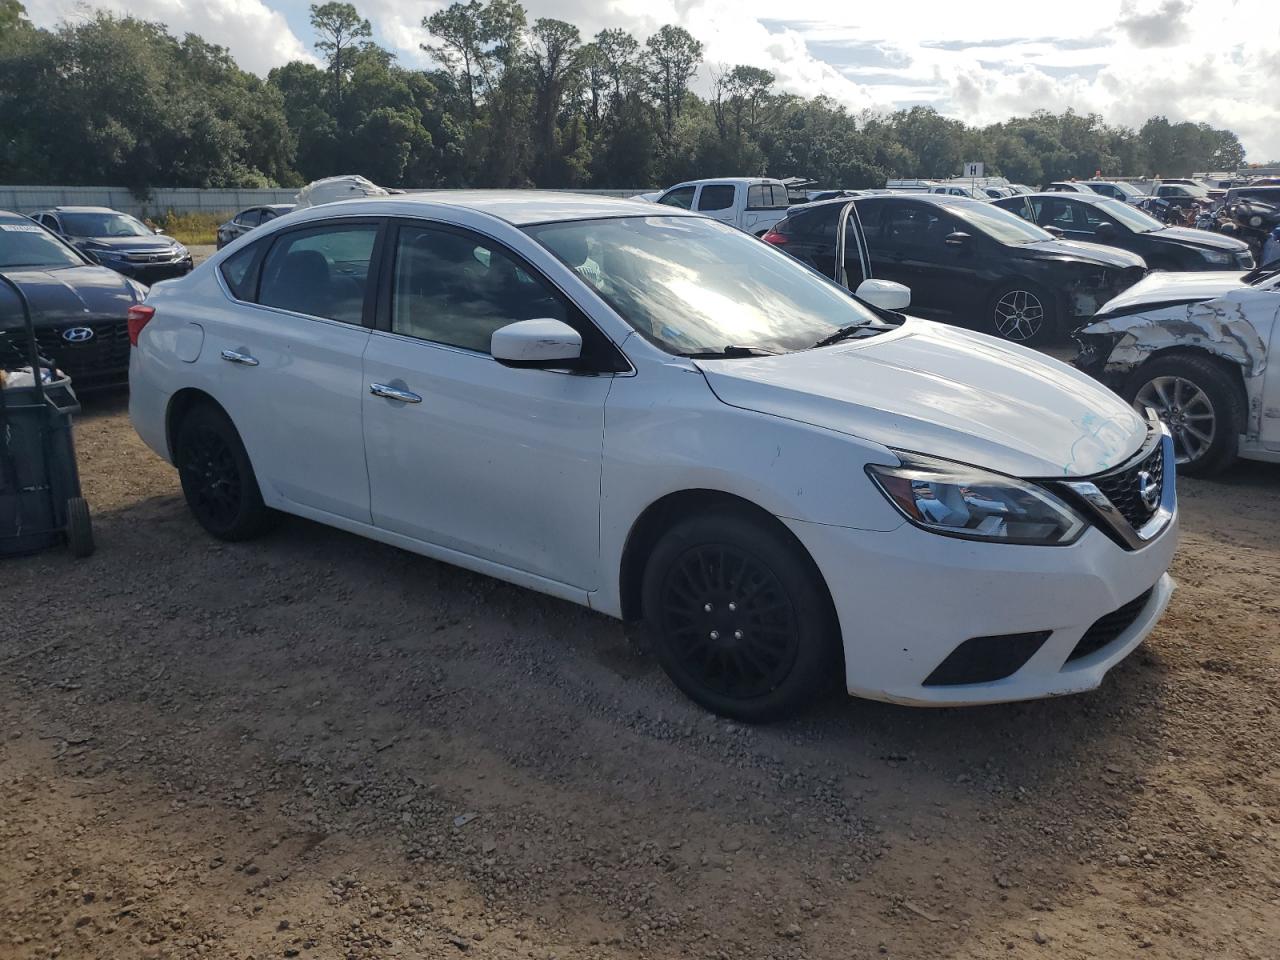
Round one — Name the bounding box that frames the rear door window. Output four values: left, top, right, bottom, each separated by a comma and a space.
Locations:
219, 242, 261, 300
235, 209, 263, 227
696, 184, 736, 212
258, 223, 379, 324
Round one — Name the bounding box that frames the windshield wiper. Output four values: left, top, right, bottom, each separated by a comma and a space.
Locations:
811, 323, 876, 349
677, 344, 777, 359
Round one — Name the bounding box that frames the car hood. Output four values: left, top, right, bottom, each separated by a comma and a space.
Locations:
0, 265, 141, 325
1152, 226, 1248, 251
75, 235, 176, 252
696, 318, 1147, 479
1095, 270, 1246, 315
1018, 239, 1146, 269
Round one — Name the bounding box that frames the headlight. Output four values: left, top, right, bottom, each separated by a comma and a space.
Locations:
866, 453, 1085, 545
87, 246, 120, 259
1199, 248, 1232, 264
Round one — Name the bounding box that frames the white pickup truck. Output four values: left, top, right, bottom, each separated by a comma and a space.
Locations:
651, 177, 792, 235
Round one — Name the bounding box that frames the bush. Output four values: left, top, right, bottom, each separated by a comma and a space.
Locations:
151, 210, 226, 246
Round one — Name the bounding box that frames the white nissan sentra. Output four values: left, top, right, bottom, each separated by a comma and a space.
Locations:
128, 192, 1177, 722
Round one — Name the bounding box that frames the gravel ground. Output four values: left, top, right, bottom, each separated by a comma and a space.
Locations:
2, 256, 1279, 959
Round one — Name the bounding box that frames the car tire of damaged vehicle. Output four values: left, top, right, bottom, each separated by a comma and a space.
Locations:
129, 192, 1178, 721
1074, 267, 1280, 476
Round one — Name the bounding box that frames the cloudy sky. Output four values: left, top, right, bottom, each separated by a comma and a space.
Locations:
28, 0, 1280, 161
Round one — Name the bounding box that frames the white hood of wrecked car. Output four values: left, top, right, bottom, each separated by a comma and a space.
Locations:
696, 318, 1147, 479
1098, 270, 1247, 314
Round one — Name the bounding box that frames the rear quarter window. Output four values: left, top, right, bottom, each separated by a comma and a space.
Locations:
219, 242, 261, 300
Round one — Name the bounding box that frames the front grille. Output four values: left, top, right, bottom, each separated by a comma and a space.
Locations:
1093, 439, 1164, 530
1068, 588, 1154, 662
31, 320, 131, 385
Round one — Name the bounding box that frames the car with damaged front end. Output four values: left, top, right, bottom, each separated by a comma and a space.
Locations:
128, 192, 1178, 722
1074, 267, 1280, 475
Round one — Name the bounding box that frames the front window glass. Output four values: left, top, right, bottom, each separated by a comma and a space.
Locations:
657, 186, 694, 209
526, 215, 882, 356
0, 221, 84, 268
58, 212, 153, 238
258, 224, 377, 323
1095, 198, 1162, 233
390, 225, 568, 353
949, 201, 1053, 245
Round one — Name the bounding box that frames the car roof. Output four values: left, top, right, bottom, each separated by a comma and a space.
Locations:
287, 190, 691, 226
1014, 191, 1110, 204
0, 210, 37, 224
47, 206, 121, 213
854, 193, 974, 207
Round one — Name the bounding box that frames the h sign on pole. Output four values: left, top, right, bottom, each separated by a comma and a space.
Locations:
964, 162, 984, 178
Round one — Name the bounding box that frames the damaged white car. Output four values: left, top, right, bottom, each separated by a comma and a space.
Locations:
1074, 267, 1280, 475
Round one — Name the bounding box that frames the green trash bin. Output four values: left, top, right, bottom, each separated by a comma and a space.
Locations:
1, 272, 94, 559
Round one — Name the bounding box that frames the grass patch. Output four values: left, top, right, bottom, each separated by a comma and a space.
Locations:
150, 210, 227, 246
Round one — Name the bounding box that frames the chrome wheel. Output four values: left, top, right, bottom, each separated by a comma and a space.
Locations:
1135, 375, 1216, 465
993, 289, 1045, 341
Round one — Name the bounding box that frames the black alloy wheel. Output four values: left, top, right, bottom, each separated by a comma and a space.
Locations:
175, 405, 273, 540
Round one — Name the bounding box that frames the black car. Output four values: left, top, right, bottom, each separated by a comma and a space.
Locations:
0, 211, 146, 390
32, 206, 192, 284
993, 193, 1255, 271
1151, 181, 1213, 213
216, 204, 295, 249
766, 194, 1147, 343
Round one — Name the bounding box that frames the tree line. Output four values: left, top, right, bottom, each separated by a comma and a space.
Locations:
0, 0, 1250, 193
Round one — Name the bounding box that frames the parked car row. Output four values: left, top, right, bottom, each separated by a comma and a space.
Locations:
124, 191, 1181, 723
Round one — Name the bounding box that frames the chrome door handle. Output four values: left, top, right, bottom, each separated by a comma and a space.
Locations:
369, 382, 422, 403
220, 349, 259, 366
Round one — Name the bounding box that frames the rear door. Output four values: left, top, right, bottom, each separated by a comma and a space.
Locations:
855, 198, 961, 316
207, 219, 381, 522
693, 183, 739, 229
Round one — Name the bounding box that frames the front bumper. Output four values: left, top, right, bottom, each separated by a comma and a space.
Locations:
97, 257, 192, 284
785, 503, 1177, 707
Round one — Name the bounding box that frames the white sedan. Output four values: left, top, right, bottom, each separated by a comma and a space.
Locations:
129, 192, 1177, 721
1074, 266, 1280, 475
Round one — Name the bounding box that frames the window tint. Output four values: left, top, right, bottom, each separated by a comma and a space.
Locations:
235, 209, 262, 227
219, 243, 260, 300
38, 214, 58, 230
658, 186, 695, 209
261, 209, 281, 222
390, 224, 568, 353
696, 184, 736, 212
784, 203, 842, 241
747, 184, 788, 209
0, 220, 84, 268
258, 224, 377, 323
875, 202, 953, 251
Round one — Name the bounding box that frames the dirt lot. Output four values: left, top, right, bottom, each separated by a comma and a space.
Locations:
3, 359, 1280, 959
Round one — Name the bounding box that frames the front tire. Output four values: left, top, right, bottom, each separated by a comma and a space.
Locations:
1126, 353, 1243, 477
640, 508, 839, 723
988, 281, 1057, 344
174, 404, 274, 540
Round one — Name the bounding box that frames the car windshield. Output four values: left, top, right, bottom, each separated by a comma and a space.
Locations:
951, 201, 1054, 245
526, 215, 883, 355
1096, 198, 1164, 233
1173, 182, 1210, 198
59, 212, 154, 238
0, 222, 84, 268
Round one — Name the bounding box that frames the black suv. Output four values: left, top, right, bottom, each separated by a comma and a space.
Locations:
993, 192, 1255, 271
0, 211, 146, 389
33, 206, 192, 284
766, 194, 1146, 343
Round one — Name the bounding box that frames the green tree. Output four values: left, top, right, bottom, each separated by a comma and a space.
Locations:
309, 2, 372, 109
0, 0, 29, 36
644, 25, 702, 151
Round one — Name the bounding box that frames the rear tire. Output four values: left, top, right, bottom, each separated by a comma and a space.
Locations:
174, 404, 274, 540
988, 280, 1057, 344
1126, 353, 1243, 477
640, 507, 840, 723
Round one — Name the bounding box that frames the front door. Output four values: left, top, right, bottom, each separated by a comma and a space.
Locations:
361, 221, 614, 589
694, 183, 738, 228
207, 219, 380, 522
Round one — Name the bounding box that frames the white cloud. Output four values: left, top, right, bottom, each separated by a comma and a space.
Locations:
25, 0, 1280, 160
27, 0, 315, 74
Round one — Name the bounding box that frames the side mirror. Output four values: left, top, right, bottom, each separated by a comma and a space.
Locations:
1094, 222, 1117, 239
491, 318, 582, 367
1044, 225, 1065, 238
944, 231, 971, 247
855, 278, 911, 311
